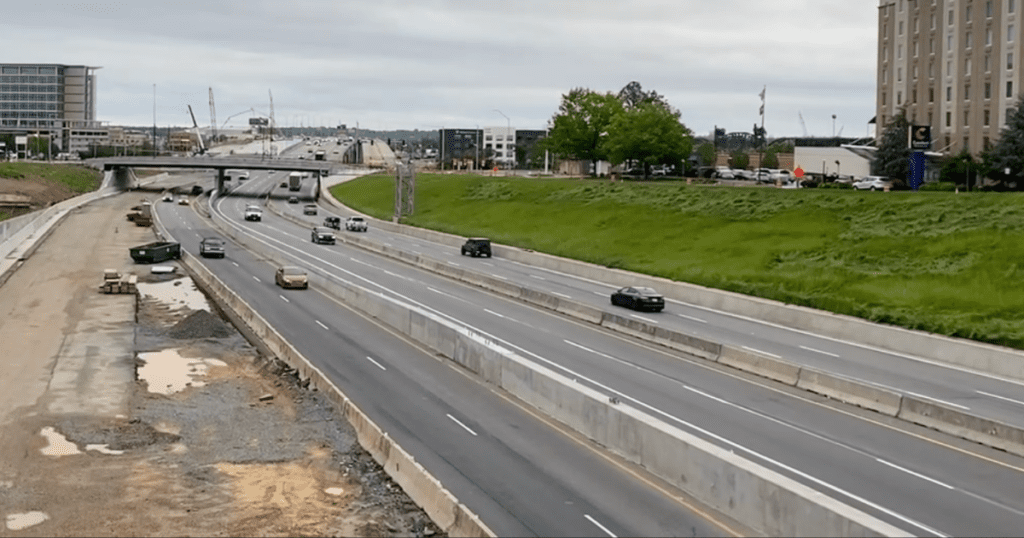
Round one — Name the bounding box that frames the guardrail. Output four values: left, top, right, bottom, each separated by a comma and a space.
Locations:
267, 198, 1024, 460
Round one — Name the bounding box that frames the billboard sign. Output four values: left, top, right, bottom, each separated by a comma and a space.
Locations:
248, 117, 269, 126
910, 125, 931, 150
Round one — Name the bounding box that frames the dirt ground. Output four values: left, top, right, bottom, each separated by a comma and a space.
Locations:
0, 190, 442, 537
0, 177, 80, 213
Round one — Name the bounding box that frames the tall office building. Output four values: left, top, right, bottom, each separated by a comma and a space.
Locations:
877, 0, 1022, 155
0, 63, 104, 154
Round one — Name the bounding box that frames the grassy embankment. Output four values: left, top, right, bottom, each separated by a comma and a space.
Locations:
0, 163, 102, 221
331, 173, 1024, 349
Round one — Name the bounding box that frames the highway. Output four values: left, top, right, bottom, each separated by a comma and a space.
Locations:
157, 167, 1024, 536
155, 173, 732, 537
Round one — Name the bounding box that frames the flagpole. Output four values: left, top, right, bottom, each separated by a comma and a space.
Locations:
759, 86, 766, 175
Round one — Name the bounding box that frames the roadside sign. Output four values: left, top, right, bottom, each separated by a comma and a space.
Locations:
909, 125, 931, 150
793, 167, 805, 178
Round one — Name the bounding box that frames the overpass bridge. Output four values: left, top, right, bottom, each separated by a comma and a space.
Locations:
89, 156, 336, 193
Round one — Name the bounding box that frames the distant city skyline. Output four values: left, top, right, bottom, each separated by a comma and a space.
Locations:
7, 1, 878, 138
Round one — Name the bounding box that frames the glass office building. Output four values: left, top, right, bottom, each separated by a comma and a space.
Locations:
0, 63, 102, 153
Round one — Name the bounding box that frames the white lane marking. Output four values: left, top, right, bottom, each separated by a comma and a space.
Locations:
252, 276, 261, 283
446, 414, 477, 436
207, 193, 935, 536
411, 250, 421, 255
279, 295, 289, 303
381, 269, 409, 280
316, 320, 329, 330
448, 261, 461, 267
484, 309, 506, 319
593, 291, 607, 297
232, 262, 239, 267
905, 391, 971, 411
195, 233, 201, 238
366, 356, 387, 371
977, 390, 1024, 408
584, 514, 617, 537
630, 314, 658, 324
742, 346, 780, 358
800, 345, 840, 358
551, 291, 572, 299
876, 459, 955, 490
492, 274, 507, 280
481, 262, 494, 267
529, 274, 547, 281
383, 242, 392, 246
676, 313, 708, 323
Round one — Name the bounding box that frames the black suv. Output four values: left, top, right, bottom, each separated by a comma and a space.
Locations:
460, 238, 491, 257
311, 226, 336, 245
323, 216, 341, 230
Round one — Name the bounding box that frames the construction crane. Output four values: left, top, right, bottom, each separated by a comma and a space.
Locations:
220, 108, 256, 130
208, 87, 217, 144
798, 112, 809, 137
268, 89, 275, 141
186, 105, 206, 154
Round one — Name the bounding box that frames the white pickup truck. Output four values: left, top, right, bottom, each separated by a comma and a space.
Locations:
345, 216, 368, 232
244, 205, 262, 222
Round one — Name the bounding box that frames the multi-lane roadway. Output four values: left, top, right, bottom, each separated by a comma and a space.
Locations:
154, 167, 1024, 537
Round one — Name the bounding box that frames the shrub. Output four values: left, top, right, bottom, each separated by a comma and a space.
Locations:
919, 181, 957, 191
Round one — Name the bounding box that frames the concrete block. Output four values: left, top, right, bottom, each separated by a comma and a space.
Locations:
898, 397, 1024, 458
797, 369, 902, 417
718, 346, 801, 386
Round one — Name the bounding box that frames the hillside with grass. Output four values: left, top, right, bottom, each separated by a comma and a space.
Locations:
332, 173, 1024, 349
0, 163, 102, 220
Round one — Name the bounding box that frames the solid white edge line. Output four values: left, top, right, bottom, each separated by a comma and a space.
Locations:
799, 345, 840, 358
315, 320, 329, 330
976, 390, 1024, 407
742, 345, 780, 358
584, 514, 617, 538
876, 459, 955, 490
446, 413, 477, 436
551, 291, 572, 299
366, 356, 387, 371
484, 309, 506, 319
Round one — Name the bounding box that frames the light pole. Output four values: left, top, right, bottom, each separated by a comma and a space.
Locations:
832, 114, 837, 138
544, 119, 551, 175
493, 109, 510, 170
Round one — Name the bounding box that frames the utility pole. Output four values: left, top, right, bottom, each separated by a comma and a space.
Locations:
152, 84, 157, 158
209, 87, 217, 144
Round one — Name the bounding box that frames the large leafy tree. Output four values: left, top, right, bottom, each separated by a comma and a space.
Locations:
546, 88, 623, 162
982, 95, 1024, 188
696, 142, 717, 166
601, 102, 693, 179
873, 109, 911, 180
939, 149, 981, 187
617, 81, 670, 111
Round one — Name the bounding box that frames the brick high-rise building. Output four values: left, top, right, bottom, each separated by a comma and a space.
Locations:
877, 0, 1022, 155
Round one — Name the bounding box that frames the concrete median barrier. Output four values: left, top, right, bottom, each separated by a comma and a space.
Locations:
718, 346, 801, 386
797, 369, 903, 417
898, 397, 1024, 458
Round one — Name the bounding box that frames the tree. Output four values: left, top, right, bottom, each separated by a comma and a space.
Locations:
730, 150, 749, 170
696, 142, 717, 166
546, 88, 623, 162
981, 95, 1024, 189
601, 102, 693, 179
939, 149, 981, 187
873, 108, 912, 180
762, 148, 779, 169
617, 81, 670, 111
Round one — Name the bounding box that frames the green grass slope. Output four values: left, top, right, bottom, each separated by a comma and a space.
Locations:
331, 173, 1024, 349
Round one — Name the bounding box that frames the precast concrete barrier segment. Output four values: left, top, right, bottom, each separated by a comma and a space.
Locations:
897, 397, 1024, 459
155, 201, 495, 538
323, 196, 1024, 384
218, 199, 908, 536
267, 197, 1024, 459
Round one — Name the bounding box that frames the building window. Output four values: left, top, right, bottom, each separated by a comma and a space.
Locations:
1009, 108, 1015, 123
985, 53, 991, 71
898, 91, 903, 105
985, 81, 992, 98
967, 32, 973, 49
947, 59, 953, 74
930, 62, 935, 78
987, 28, 993, 46
1012, 0, 1017, 13
898, 67, 903, 81
965, 83, 970, 99
882, 92, 887, 106
947, 86, 952, 100
948, 35, 954, 50
914, 17, 919, 32
1009, 52, 1015, 69
930, 37, 936, 54
965, 111, 970, 125
914, 41, 919, 57
930, 87, 935, 102
946, 111, 952, 127
987, 1, 993, 18
966, 5, 973, 22
966, 58, 973, 74
914, 65, 919, 78
984, 109, 991, 125
899, 21, 904, 35
984, 136, 991, 149
949, 9, 954, 25
898, 45, 903, 59
932, 13, 937, 29
1010, 24, 1016, 42
1008, 80, 1014, 97
913, 88, 918, 102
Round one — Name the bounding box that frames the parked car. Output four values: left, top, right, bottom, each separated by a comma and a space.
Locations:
769, 169, 793, 183
323, 216, 341, 230
288, 196, 299, 204
733, 169, 755, 180
853, 176, 893, 191
345, 216, 368, 232
303, 204, 318, 215
610, 286, 665, 312
275, 266, 308, 289
199, 237, 225, 258
460, 237, 491, 257
714, 169, 735, 179
311, 226, 336, 244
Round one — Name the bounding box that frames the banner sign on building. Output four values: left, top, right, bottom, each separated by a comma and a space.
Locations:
909, 125, 931, 150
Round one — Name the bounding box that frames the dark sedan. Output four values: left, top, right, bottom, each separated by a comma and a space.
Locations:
610, 286, 665, 312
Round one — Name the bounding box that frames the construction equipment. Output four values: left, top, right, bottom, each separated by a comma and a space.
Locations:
209, 87, 218, 143
99, 269, 137, 294
187, 105, 206, 155
126, 201, 153, 227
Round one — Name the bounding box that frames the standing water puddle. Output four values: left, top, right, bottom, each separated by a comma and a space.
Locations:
136, 278, 211, 314
137, 349, 227, 395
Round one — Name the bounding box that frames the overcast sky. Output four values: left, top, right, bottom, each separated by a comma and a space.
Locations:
8, 1, 878, 138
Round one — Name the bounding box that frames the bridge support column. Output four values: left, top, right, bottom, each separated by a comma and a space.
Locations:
216, 168, 225, 193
